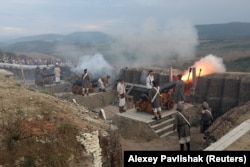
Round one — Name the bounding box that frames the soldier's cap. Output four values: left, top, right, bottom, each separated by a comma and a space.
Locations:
176, 102, 184, 111
84, 69, 87, 72
149, 70, 153, 73
202, 101, 209, 109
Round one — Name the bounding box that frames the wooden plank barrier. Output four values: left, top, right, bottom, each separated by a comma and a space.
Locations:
204, 119, 250, 151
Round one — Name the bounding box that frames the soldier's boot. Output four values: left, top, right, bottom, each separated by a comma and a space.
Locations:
152, 116, 158, 120
186, 142, 190, 151
119, 107, 123, 113
180, 144, 184, 151
158, 112, 162, 119
82, 89, 85, 96
152, 112, 158, 120
86, 89, 89, 96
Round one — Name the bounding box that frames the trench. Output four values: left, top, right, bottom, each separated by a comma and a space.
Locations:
3, 65, 250, 154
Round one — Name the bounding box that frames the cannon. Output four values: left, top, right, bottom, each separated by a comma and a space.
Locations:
135, 81, 176, 113
35, 73, 55, 86
71, 81, 94, 95
70, 73, 95, 95
42, 74, 55, 84
34, 67, 55, 86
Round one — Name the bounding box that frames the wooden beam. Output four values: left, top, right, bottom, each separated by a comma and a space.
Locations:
204, 119, 250, 151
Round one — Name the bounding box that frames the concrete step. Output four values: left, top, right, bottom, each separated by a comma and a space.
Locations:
149, 110, 176, 125
150, 117, 175, 129
160, 130, 175, 138
154, 124, 173, 134
148, 110, 176, 138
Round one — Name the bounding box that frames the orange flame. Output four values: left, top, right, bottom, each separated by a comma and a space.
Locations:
182, 60, 217, 82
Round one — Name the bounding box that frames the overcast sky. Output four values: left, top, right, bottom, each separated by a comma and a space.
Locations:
0, 0, 249, 38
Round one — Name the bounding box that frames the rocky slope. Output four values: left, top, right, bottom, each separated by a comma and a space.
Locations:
0, 70, 121, 167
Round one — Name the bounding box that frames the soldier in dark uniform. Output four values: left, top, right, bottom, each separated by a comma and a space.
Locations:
35, 66, 42, 85
81, 69, 90, 96
173, 74, 185, 103
149, 81, 162, 120
198, 101, 213, 133
173, 102, 191, 151
35, 66, 41, 79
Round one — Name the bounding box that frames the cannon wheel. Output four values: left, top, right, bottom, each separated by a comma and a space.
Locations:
166, 100, 174, 110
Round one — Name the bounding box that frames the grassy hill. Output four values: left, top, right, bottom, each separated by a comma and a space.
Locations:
0, 72, 120, 166
196, 22, 250, 40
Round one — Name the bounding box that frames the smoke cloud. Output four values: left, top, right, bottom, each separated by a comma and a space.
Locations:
71, 53, 118, 81
54, 19, 199, 81
108, 19, 199, 67
193, 54, 226, 73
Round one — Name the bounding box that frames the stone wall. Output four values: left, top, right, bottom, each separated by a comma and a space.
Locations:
0, 64, 72, 81
120, 68, 250, 119
113, 114, 158, 141
195, 72, 250, 118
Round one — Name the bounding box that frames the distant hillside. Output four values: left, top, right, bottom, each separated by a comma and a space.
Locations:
64, 32, 112, 43
1, 22, 250, 56
5, 31, 112, 44
2, 41, 57, 54
0, 31, 113, 54
195, 22, 250, 40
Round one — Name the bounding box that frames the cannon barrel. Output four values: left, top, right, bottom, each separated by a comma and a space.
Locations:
125, 81, 176, 102
159, 81, 176, 93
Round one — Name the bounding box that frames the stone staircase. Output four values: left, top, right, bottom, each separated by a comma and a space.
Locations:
148, 110, 177, 138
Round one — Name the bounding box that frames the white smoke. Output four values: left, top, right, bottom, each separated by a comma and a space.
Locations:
108, 19, 199, 67
193, 54, 226, 73
71, 53, 117, 80
53, 19, 199, 80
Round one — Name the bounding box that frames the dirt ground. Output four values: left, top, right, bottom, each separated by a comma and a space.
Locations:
0, 72, 122, 167
120, 128, 204, 151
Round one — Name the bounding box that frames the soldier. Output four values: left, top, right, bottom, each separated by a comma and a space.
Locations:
117, 79, 126, 113
198, 101, 213, 133
81, 69, 90, 96
54, 63, 61, 84
98, 75, 110, 92
173, 74, 185, 103
35, 65, 42, 85
173, 102, 191, 151
146, 70, 154, 89
35, 65, 41, 79
149, 81, 162, 120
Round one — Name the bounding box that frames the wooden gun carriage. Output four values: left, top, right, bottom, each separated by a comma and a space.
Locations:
135, 81, 176, 113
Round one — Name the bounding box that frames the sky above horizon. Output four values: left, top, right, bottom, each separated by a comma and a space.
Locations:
0, 0, 250, 39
